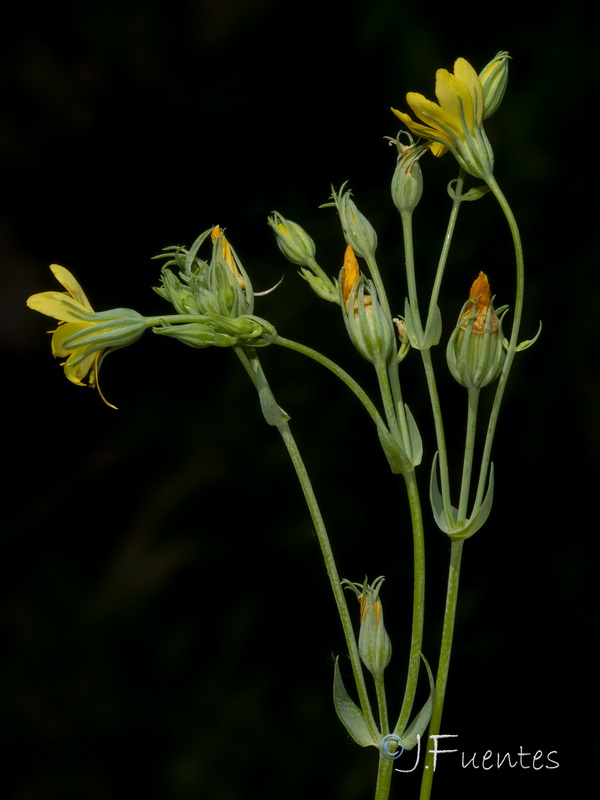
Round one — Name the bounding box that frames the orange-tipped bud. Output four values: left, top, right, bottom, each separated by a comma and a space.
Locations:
461, 272, 498, 333
447, 271, 506, 390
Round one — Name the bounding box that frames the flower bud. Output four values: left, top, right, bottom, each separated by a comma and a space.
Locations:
330, 183, 377, 260
267, 212, 316, 266
268, 212, 338, 303
343, 576, 392, 677
153, 321, 236, 349
155, 267, 201, 315
479, 51, 510, 119
391, 142, 426, 215
340, 247, 393, 364
446, 272, 506, 390
210, 226, 254, 316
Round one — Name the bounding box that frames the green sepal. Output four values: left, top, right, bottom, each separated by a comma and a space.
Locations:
396, 653, 435, 750
403, 300, 440, 351
430, 453, 495, 539
429, 451, 457, 532
404, 404, 422, 467
333, 657, 378, 747
447, 180, 491, 202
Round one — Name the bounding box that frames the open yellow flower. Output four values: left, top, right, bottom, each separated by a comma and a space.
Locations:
27, 265, 147, 407
392, 57, 494, 180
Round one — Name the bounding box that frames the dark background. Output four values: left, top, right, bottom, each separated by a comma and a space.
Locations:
2, 1, 596, 798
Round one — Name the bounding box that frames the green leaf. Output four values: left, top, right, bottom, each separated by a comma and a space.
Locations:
333, 657, 378, 747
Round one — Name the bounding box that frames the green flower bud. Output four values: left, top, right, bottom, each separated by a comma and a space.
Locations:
479, 51, 510, 119
446, 272, 506, 390
154, 267, 201, 315
329, 183, 377, 260
267, 212, 316, 266
153, 321, 237, 349
268, 212, 338, 303
210, 226, 254, 317
391, 141, 426, 216
340, 246, 393, 364
153, 313, 277, 350
343, 576, 392, 677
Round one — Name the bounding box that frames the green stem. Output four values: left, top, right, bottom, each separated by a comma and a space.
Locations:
474, 176, 525, 509
457, 388, 480, 524
419, 539, 464, 800
234, 346, 380, 740
374, 359, 404, 447
374, 755, 395, 800
420, 350, 452, 523
373, 671, 390, 735
386, 355, 412, 457
401, 210, 424, 342
393, 469, 426, 735
365, 253, 393, 322
273, 336, 388, 434
424, 169, 466, 331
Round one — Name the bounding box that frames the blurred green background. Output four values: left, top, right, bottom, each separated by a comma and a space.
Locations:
2, 1, 596, 797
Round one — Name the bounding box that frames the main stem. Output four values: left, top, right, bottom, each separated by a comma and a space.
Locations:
419, 539, 464, 800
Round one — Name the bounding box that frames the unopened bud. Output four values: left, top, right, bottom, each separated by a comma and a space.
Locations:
479, 51, 510, 119
330, 183, 377, 260
340, 247, 393, 364
268, 212, 316, 266
342, 577, 392, 677
391, 141, 426, 215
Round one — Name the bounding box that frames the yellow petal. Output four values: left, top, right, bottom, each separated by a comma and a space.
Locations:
405, 94, 459, 143
51, 321, 92, 356
433, 69, 464, 123
453, 58, 484, 125
49, 265, 93, 310
26, 291, 94, 323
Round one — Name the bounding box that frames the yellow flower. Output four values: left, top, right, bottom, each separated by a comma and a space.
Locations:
27, 265, 147, 407
391, 57, 494, 180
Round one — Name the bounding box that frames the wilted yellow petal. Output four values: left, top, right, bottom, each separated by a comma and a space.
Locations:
61, 348, 98, 385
